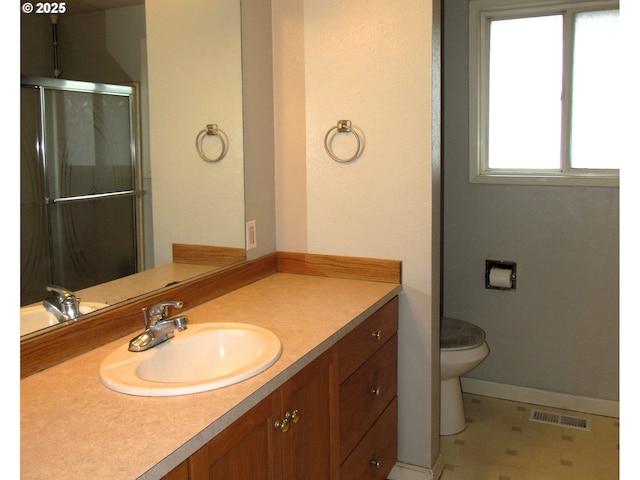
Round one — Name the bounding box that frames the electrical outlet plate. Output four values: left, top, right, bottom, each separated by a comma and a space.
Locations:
245, 220, 257, 250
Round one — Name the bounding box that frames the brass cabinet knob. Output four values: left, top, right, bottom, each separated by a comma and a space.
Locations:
274, 418, 290, 433
287, 409, 300, 424
371, 330, 383, 340
371, 386, 381, 397
370, 459, 382, 469
276, 409, 301, 433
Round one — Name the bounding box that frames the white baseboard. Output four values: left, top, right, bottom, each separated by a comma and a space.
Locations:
461, 377, 619, 418
388, 453, 444, 480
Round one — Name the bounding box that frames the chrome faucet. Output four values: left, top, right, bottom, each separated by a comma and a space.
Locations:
128, 300, 189, 352
43, 284, 80, 323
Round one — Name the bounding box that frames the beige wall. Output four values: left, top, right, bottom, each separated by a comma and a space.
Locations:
146, 0, 246, 266
272, 0, 440, 469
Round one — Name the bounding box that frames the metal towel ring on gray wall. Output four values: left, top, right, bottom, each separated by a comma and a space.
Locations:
196, 124, 229, 162
324, 120, 363, 163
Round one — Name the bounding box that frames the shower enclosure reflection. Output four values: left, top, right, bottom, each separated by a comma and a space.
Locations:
21, 76, 142, 307
20, 0, 247, 339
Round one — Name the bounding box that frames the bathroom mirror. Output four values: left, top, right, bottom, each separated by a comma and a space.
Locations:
20, 0, 246, 337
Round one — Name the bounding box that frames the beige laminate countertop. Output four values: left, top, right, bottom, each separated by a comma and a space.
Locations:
21, 272, 401, 479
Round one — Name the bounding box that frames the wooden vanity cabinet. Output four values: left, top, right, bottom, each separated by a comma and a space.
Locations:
162, 394, 274, 480
167, 349, 333, 480
273, 348, 333, 479
337, 296, 398, 479
189, 395, 275, 479
162, 296, 398, 480
162, 459, 190, 480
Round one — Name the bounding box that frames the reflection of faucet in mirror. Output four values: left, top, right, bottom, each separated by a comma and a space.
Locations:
128, 301, 189, 352
43, 285, 80, 323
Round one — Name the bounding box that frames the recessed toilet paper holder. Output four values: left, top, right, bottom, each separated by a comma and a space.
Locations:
485, 260, 516, 290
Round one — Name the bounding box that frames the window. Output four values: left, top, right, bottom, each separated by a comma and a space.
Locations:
469, 0, 620, 186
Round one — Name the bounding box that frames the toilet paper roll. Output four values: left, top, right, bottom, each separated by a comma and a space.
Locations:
489, 267, 512, 288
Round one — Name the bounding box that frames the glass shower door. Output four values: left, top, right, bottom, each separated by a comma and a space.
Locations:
20, 77, 142, 305
43, 86, 139, 291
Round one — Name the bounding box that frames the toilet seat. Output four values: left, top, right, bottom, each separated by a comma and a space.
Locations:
440, 317, 486, 351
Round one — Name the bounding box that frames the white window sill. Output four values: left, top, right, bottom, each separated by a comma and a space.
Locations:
469, 173, 619, 187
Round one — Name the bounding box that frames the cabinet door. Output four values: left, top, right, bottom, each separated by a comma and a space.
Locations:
161, 459, 189, 480
275, 349, 333, 480
190, 395, 275, 480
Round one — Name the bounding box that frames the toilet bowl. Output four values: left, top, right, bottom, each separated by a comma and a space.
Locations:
440, 317, 489, 435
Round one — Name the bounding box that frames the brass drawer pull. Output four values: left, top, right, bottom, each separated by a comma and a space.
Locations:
371, 459, 382, 469
371, 330, 383, 340
371, 386, 381, 397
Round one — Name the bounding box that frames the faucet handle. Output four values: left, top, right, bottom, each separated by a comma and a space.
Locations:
45, 284, 80, 320
46, 284, 75, 299
146, 301, 184, 325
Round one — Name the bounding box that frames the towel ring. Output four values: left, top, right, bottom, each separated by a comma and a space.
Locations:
324, 120, 363, 163
196, 124, 229, 162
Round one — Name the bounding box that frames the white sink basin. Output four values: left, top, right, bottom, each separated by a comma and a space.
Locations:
20, 302, 109, 336
99, 322, 282, 397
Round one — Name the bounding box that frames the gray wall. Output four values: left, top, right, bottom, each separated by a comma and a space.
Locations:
442, 0, 619, 402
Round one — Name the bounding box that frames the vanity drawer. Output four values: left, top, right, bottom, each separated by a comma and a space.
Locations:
339, 335, 397, 461
338, 296, 398, 383
340, 396, 398, 480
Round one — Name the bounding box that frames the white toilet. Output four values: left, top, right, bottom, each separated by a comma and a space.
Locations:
440, 317, 489, 435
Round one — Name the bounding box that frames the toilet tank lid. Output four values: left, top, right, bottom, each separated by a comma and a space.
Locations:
440, 317, 486, 349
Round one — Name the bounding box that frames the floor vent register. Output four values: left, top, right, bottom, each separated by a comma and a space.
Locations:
528, 409, 591, 431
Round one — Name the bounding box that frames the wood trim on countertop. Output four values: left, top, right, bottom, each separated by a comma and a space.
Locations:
277, 252, 401, 284
172, 243, 246, 267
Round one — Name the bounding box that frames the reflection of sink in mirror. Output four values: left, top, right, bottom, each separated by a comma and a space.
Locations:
20, 302, 109, 336
99, 323, 282, 397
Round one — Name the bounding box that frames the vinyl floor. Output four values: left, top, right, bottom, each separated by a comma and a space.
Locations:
438, 393, 619, 480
